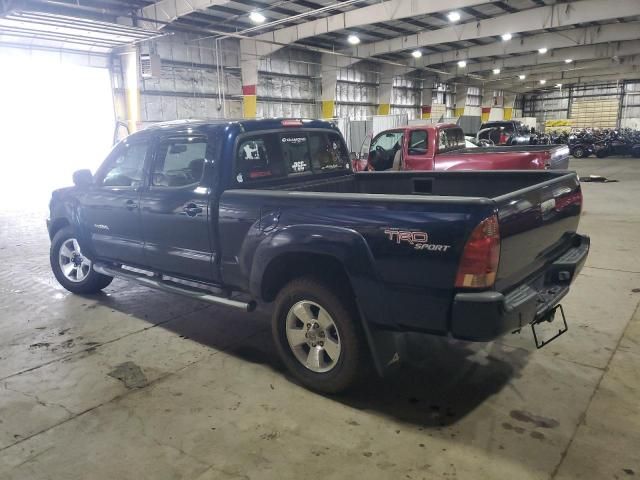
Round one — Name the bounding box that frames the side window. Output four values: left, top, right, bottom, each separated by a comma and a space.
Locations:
369, 131, 403, 171
236, 134, 283, 182
370, 131, 403, 152
99, 142, 148, 188
408, 130, 428, 155
152, 137, 207, 187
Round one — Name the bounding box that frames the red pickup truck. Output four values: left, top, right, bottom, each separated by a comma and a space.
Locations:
358, 123, 570, 172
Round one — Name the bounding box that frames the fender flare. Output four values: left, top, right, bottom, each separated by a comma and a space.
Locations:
248, 224, 400, 376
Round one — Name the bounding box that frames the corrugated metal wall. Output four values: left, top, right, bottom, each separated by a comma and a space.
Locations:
391, 77, 421, 120
138, 34, 242, 123
257, 48, 320, 119
523, 81, 640, 129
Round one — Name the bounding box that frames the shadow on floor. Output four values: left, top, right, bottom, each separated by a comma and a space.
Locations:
87, 285, 530, 429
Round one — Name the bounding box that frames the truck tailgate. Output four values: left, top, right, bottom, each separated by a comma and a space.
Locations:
493, 171, 582, 291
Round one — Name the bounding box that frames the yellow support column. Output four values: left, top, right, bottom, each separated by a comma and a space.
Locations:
377, 104, 391, 115
504, 107, 513, 120
242, 85, 257, 119
321, 100, 335, 119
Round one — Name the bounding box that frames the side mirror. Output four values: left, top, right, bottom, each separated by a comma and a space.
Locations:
73, 169, 93, 187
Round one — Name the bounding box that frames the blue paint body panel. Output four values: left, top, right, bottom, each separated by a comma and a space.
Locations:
48, 119, 588, 356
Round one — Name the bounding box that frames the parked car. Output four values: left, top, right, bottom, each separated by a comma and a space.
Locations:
477, 120, 537, 145
361, 124, 570, 172
48, 119, 589, 393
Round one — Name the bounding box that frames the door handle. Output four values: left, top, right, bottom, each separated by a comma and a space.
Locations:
125, 199, 138, 211
183, 203, 203, 217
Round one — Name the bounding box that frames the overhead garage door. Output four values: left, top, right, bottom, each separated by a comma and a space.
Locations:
569, 96, 620, 129
0, 47, 115, 210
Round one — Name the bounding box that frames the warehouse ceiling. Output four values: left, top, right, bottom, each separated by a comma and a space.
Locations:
2, 0, 640, 91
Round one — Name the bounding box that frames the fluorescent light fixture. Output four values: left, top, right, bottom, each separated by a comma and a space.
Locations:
565, 58, 573, 63
249, 11, 266, 23
519, 74, 526, 80
457, 60, 467, 68
447, 11, 461, 22
492, 68, 501, 74
412, 50, 422, 58
556, 83, 563, 88
540, 79, 546, 84
538, 47, 548, 54
501, 33, 512, 41
347, 34, 360, 45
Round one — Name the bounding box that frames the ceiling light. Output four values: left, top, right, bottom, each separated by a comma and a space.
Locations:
519, 74, 526, 80
447, 11, 461, 22
538, 47, 548, 54
556, 83, 563, 88
457, 60, 467, 68
565, 58, 573, 64
540, 79, 546, 84
347, 34, 360, 45
501, 33, 512, 41
412, 50, 422, 58
249, 11, 266, 24
493, 68, 501, 74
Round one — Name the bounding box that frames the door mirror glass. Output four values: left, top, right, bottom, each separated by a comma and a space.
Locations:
73, 169, 93, 187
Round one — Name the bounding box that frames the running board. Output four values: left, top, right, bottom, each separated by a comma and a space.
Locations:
93, 262, 256, 312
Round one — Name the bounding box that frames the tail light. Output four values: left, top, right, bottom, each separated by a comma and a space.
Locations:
455, 214, 501, 289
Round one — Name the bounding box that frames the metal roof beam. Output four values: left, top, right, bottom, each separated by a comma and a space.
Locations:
416, 21, 640, 68
352, 0, 640, 60
440, 40, 640, 75
243, 0, 489, 58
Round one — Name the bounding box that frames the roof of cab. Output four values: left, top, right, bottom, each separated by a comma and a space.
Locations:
142, 118, 337, 134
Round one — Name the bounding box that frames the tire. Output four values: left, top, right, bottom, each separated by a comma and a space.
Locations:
572, 147, 585, 159
50, 226, 113, 294
271, 276, 368, 393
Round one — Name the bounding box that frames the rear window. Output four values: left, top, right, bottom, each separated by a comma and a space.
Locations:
236, 130, 350, 183
438, 128, 465, 153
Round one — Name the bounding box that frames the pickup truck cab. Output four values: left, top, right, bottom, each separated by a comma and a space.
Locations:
48, 119, 588, 393
362, 123, 569, 172
478, 120, 536, 145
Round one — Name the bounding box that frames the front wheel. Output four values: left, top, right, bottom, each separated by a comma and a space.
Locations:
272, 276, 367, 393
50, 226, 113, 294
572, 146, 586, 158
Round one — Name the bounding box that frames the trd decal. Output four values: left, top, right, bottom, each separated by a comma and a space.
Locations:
384, 229, 451, 252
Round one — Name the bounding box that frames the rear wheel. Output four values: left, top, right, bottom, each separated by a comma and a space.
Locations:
50, 226, 113, 294
272, 276, 367, 393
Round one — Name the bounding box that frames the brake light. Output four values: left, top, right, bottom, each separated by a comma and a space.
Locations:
455, 214, 501, 289
281, 119, 303, 127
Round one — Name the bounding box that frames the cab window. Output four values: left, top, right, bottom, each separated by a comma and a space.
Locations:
236, 131, 350, 183
408, 130, 428, 155
438, 128, 465, 153
152, 137, 207, 187
98, 141, 148, 188
369, 131, 403, 171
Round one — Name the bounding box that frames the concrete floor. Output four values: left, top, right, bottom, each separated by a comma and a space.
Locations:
1, 157, 639, 480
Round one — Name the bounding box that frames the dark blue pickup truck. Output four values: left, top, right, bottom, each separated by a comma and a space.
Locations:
48, 119, 589, 393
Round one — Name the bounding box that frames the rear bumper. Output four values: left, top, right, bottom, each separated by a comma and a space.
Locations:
450, 233, 589, 341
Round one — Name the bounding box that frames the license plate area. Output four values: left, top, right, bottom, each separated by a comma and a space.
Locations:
531, 304, 568, 349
